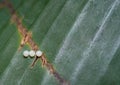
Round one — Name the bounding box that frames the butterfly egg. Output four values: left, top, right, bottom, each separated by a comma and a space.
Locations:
23, 50, 29, 57
36, 50, 43, 57
29, 50, 35, 57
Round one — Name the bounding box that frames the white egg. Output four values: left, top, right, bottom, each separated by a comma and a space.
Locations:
23, 50, 29, 57
36, 50, 42, 57
29, 50, 35, 57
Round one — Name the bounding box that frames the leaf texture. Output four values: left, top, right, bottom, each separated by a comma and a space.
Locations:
0, 0, 120, 85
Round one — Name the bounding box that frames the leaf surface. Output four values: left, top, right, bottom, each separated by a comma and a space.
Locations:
0, 0, 120, 85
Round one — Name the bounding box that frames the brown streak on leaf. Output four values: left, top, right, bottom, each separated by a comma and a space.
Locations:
1, 0, 70, 85
0, 2, 5, 8
30, 56, 39, 68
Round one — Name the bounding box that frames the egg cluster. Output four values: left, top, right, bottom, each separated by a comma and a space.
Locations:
23, 50, 43, 58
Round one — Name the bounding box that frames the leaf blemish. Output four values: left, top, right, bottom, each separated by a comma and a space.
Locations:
0, 0, 70, 85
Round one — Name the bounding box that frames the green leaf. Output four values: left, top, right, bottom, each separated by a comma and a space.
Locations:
0, 0, 120, 85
